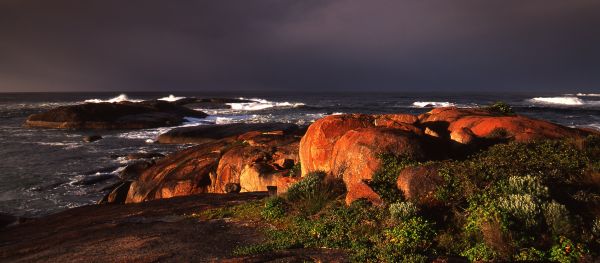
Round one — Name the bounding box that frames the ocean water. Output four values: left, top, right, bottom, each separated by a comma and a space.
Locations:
0, 92, 599, 217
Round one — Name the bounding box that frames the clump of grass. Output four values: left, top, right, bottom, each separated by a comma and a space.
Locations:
285, 171, 345, 215
261, 197, 286, 220
389, 201, 419, 222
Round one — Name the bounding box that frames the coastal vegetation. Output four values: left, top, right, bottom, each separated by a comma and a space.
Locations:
202, 135, 600, 262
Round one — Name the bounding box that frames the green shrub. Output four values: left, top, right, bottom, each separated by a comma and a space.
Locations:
487, 101, 515, 115
461, 243, 498, 262
290, 162, 302, 176
543, 201, 572, 236
286, 171, 325, 201
261, 197, 286, 220
549, 236, 590, 263
389, 201, 419, 222
506, 175, 549, 198
498, 194, 542, 228
514, 247, 546, 261
285, 171, 344, 215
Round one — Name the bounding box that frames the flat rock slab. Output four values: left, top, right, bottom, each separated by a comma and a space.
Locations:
0, 193, 271, 262
157, 123, 300, 144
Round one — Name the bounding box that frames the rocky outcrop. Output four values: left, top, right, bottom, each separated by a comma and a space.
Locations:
157, 122, 300, 144
331, 128, 426, 204
25, 100, 207, 129
299, 107, 594, 204
117, 125, 303, 203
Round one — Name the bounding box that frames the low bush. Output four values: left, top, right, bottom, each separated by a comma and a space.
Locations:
487, 101, 515, 115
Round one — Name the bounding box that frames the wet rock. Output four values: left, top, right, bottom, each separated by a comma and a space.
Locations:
0, 213, 18, 228
73, 173, 116, 186
25, 100, 208, 129
83, 135, 102, 142
119, 160, 154, 180
157, 122, 299, 144
125, 152, 165, 160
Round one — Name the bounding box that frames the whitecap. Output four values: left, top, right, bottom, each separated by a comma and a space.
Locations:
576, 93, 600, 97
158, 94, 186, 102
528, 97, 585, 105
226, 97, 305, 111
412, 101, 456, 108
84, 94, 142, 103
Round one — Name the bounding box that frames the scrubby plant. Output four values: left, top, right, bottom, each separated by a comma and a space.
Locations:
506, 175, 549, 198
290, 162, 302, 176
461, 242, 498, 262
543, 201, 572, 236
487, 101, 515, 115
514, 247, 546, 261
285, 171, 345, 215
549, 236, 590, 263
389, 201, 419, 222
498, 193, 542, 228
592, 217, 600, 237
261, 197, 286, 220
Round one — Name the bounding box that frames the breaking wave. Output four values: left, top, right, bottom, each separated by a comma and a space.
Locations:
528, 97, 585, 105
158, 94, 186, 102
84, 94, 142, 103
226, 98, 305, 111
412, 101, 456, 108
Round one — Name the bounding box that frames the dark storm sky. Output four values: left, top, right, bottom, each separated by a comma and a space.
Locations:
1, 0, 600, 92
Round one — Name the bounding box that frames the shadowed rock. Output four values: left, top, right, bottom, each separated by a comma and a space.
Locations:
25, 100, 208, 129
157, 122, 300, 144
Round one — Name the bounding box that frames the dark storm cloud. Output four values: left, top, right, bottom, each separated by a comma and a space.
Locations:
1, 0, 599, 92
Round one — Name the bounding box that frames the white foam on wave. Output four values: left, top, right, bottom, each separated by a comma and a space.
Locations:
35, 142, 81, 150
528, 97, 585, 105
226, 97, 305, 111
84, 94, 142, 103
412, 101, 456, 108
158, 94, 186, 102
576, 93, 600, 97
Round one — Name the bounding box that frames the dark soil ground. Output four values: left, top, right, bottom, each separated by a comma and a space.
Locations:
0, 192, 348, 263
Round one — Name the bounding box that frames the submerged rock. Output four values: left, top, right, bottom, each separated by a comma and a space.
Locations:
25, 100, 207, 129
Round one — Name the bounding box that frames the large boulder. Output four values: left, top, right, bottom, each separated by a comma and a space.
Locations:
25, 100, 207, 129
299, 114, 376, 176
419, 107, 590, 143
330, 127, 426, 205
121, 127, 304, 203
157, 123, 300, 144
396, 164, 443, 206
